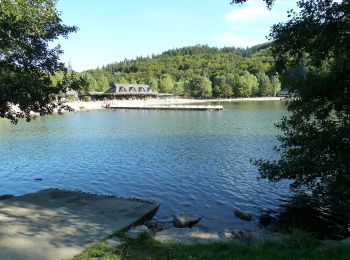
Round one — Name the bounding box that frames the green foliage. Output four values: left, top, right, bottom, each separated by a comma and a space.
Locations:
237, 71, 258, 97
0, 0, 78, 123
257, 72, 273, 96
75, 230, 350, 260
246, 0, 350, 224
173, 80, 185, 95
189, 76, 212, 98
271, 75, 281, 97
222, 84, 233, 97
159, 74, 174, 93
81, 96, 91, 102
212, 85, 222, 98
231, 0, 274, 9
115, 76, 128, 84
81, 44, 281, 97
65, 96, 77, 102
145, 77, 159, 92
80, 73, 98, 94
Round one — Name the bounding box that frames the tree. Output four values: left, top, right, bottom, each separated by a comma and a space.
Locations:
96, 75, 109, 92
234, 0, 350, 223
212, 75, 226, 88
189, 76, 212, 98
159, 74, 174, 93
222, 84, 233, 97
226, 73, 241, 96
271, 75, 281, 97
88, 45, 277, 99
146, 77, 159, 92
257, 72, 272, 96
237, 71, 257, 97
173, 81, 185, 95
130, 78, 137, 85
212, 85, 222, 98
115, 76, 129, 84
0, 0, 78, 123
80, 73, 98, 94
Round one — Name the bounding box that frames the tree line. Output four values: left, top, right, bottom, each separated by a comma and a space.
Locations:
53, 44, 282, 98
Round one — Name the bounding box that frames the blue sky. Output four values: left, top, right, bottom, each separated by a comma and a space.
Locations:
56, 0, 297, 71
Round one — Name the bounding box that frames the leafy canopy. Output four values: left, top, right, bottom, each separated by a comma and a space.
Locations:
0, 0, 78, 123
234, 0, 350, 223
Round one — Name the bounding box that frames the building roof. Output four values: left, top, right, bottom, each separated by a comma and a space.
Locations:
105, 84, 158, 95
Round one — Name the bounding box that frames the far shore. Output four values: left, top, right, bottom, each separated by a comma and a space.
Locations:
66, 97, 284, 111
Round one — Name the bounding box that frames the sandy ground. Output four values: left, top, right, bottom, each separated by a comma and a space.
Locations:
66, 97, 283, 111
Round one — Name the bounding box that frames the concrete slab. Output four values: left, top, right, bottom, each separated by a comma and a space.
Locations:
0, 189, 159, 260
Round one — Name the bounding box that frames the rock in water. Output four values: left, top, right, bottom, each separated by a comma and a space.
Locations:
125, 225, 150, 239
173, 213, 201, 228
259, 213, 273, 227
234, 209, 253, 221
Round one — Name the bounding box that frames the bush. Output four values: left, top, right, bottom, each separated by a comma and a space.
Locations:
81, 96, 91, 102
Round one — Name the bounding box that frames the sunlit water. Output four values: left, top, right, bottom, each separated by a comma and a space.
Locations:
0, 101, 290, 230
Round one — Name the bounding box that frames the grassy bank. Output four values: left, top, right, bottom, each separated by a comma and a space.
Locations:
74, 230, 350, 260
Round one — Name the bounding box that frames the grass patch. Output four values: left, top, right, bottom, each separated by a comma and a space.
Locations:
74, 230, 350, 260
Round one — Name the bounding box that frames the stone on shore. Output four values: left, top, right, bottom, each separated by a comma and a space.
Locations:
106, 238, 124, 248
155, 228, 231, 244
155, 228, 284, 245
340, 237, 350, 245
125, 225, 150, 239
231, 229, 246, 239
173, 213, 201, 228
234, 209, 253, 221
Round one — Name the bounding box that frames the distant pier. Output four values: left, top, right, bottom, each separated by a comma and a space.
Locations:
108, 105, 224, 111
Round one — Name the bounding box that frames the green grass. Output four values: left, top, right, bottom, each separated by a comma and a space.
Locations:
74, 231, 350, 260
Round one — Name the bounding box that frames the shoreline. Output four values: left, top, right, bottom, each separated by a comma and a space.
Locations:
66, 97, 284, 111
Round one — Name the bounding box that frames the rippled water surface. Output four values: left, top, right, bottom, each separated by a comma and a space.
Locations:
0, 101, 289, 230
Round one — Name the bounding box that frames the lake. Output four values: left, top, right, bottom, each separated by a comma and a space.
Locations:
0, 101, 289, 230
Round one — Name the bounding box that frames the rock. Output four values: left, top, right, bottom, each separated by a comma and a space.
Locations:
144, 221, 166, 232
231, 229, 246, 239
234, 209, 253, 221
259, 213, 273, 227
340, 237, 350, 245
0, 194, 14, 200
323, 239, 338, 245
125, 225, 150, 239
173, 213, 201, 228
106, 237, 123, 247
155, 228, 231, 244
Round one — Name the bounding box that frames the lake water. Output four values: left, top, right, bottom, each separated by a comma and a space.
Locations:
0, 101, 290, 230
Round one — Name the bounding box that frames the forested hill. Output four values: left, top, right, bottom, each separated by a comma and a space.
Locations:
71, 43, 282, 98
